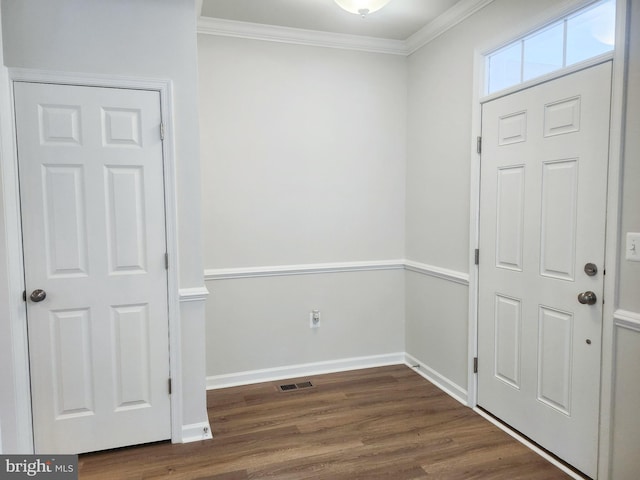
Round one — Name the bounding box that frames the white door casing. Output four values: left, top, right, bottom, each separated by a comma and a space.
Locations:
477, 62, 612, 477
15, 82, 171, 454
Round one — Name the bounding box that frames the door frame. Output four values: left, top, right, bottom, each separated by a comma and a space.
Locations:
3, 68, 185, 451
467, 1, 629, 478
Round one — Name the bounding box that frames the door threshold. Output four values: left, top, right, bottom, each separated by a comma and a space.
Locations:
474, 406, 591, 480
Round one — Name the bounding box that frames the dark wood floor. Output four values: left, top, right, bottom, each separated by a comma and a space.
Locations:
79, 365, 570, 479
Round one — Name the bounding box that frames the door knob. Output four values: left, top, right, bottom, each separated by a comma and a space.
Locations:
30, 289, 47, 303
577, 291, 597, 305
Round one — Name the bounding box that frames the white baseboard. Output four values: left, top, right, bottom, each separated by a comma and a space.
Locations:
181, 421, 213, 443
206, 352, 468, 407
206, 353, 405, 390
404, 353, 468, 405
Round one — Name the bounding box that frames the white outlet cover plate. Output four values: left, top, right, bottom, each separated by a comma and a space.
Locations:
626, 232, 640, 262
310, 311, 320, 329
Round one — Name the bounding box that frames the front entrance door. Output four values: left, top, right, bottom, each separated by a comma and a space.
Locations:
15, 82, 171, 454
477, 62, 611, 477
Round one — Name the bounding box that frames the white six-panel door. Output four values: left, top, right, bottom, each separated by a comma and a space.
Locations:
477, 62, 612, 477
15, 82, 171, 454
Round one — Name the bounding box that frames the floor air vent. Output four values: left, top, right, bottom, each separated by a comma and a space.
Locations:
279, 381, 314, 392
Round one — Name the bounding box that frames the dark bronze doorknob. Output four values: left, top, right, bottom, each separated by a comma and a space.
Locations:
577, 291, 597, 305
30, 289, 47, 303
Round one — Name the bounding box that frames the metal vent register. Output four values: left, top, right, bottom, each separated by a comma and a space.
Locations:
278, 381, 314, 392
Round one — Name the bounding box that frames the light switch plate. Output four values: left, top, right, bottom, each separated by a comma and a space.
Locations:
626, 232, 640, 262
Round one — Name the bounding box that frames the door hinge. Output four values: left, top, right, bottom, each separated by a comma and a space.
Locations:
474, 249, 480, 265
165, 253, 169, 270
473, 357, 478, 373
160, 122, 165, 141
168, 378, 172, 395
22, 290, 27, 302
476, 136, 482, 154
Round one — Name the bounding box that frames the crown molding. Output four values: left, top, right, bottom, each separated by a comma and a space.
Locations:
197, 0, 495, 56
197, 17, 407, 55
405, 0, 496, 55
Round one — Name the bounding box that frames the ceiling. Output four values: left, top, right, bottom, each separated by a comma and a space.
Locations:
199, 0, 465, 41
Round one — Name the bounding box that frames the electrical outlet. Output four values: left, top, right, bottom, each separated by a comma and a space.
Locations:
310, 310, 320, 329
627, 232, 640, 262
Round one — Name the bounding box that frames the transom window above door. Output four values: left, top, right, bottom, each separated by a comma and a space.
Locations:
486, 0, 615, 95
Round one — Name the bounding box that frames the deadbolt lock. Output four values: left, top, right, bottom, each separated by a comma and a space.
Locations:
584, 263, 598, 276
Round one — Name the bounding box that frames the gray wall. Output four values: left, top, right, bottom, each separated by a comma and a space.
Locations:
199, 36, 407, 268
198, 35, 407, 378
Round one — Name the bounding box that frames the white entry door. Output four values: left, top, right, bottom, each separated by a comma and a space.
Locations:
15, 82, 171, 454
477, 62, 611, 477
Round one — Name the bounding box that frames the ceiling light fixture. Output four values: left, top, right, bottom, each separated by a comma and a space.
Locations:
334, 0, 392, 18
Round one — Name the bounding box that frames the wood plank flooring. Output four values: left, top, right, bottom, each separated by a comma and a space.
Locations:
79, 365, 570, 479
